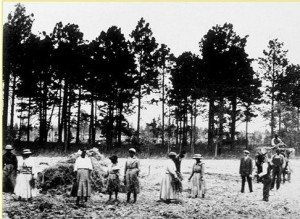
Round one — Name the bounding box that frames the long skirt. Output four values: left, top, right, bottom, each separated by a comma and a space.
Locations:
3, 165, 16, 193
14, 173, 36, 199
125, 169, 140, 193
191, 173, 206, 197
160, 173, 179, 201
107, 173, 120, 193
77, 169, 91, 197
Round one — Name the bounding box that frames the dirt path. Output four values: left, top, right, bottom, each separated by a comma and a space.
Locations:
3, 158, 300, 218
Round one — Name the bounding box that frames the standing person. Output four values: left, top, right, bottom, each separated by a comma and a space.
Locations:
270, 149, 284, 190
188, 154, 206, 198
174, 151, 186, 174
3, 145, 18, 193
271, 134, 285, 149
74, 149, 93, 206
106, 155, 121, 202
14, 149, 36, 201
124, 148, 140, 203
239, 150, 253, 193
258, 156, 272, 202
255, 150, 266, 183
160, 152, 181, 203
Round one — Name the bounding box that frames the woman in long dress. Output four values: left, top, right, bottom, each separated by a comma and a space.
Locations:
188, 154, 206, 198
160, 152, 180, 203
74, 149, 93, 206
106, 155, 121, 202
124, 148, 140, 203
14, 149, 37, 201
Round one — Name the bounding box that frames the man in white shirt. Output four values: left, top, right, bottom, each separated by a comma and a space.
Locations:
271, 134, 284, 148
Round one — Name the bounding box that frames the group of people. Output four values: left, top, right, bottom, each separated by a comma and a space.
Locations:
239, 134, 293, 202
3, 134, 293, 206
72, 148, 205, 206
3, 145, 37, 201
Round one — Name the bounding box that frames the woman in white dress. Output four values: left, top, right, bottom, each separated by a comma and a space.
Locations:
188, 154, 206, 198
14, 149, 37, 201
160, 152, 180, 203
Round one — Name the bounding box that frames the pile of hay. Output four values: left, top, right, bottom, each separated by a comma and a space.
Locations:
39, 148, 110, 194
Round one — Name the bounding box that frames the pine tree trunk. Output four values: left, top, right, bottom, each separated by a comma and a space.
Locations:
246, 118, 249, 150
9, 74, 17, 137
62, 80, 69, 153
176, 118, 179, 148
76, 86, 82, 144
193, 100, 197, 153
297, 107, 300, 132
27, 97, 31, 142
18, 98, 23, 141
208, 98, 215, 150
117, 103, 123, 148
137, 86, 141, 144
162, 67, 165, 148
58, 85, 62, 143
190, 111, 193, 154
271, 54, 275, 138
230, 96, 237, 150
3, 67, 10, 144
89, 91, 94, 145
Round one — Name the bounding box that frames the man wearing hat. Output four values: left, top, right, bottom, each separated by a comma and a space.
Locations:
270, 148, 284, 190
3, 145, 18, 193
239, 150, 253, 193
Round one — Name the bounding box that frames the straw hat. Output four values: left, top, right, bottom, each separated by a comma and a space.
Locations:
192, 154, 203, 159
129, 148, 136, 154
244, 150, 250, 154
5, 145, 13, 150
22, 149, 32, 155
168, 152, 177, 157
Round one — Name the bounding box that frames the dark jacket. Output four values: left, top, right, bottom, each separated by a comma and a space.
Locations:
3, 152, 18, 169
239, 157, 253, 175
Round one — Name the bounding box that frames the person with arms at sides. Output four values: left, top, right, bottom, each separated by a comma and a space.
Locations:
270, 149, 284, 190
188, 154, 206, 198
124, 148, 140, 203
258, 156, 272, 202
3, 145, 18, 193
239, 150, 253, 193
106, 155, 121, 202
74, 148, 93, 206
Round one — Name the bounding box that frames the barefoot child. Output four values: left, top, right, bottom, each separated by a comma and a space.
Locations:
107, 155, 121, 201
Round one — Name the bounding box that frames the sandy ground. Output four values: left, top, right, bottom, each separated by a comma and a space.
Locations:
3, 157, 300, 218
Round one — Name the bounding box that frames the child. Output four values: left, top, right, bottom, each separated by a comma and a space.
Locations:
188, 154, 206, 198
107, 155, 120, 202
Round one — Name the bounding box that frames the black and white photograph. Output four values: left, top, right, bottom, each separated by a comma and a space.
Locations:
2, 1, 300, 218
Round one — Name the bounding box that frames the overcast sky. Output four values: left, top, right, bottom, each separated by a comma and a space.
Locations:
3, 2, 300, 133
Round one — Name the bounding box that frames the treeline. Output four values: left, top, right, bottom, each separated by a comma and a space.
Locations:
3, 4, 300, 152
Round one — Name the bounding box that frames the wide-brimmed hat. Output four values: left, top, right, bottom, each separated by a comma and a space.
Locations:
192, 154, 203, 159
129, 148, 136, 154
22, 149, 32, 155
168, 152, 177, 157
5, 145, 13, 150
244, 150, 250, 154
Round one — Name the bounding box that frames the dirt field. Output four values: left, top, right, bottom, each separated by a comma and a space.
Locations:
3, 157, 300, 218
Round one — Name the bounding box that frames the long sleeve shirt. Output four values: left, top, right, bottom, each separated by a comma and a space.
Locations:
74, 156, 93, 171
258, 162, 269, 177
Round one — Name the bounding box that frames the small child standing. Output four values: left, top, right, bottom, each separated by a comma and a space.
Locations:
107, 155, 121, 202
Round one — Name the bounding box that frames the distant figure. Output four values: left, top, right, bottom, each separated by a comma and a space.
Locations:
74, 149, 93, 206
124, 148, 140, 203
271, 134, 285, 149
3, 145, 18, 193
255, 148, 267, 183
270, 149, 284, 190
14, 149, 36, 201
188, 154, 206, 198
160, 152, 180, 203
258, 156, 272, 202
239, 150, 253, 193
174, 151, 186, 173
106, 155, 120, 202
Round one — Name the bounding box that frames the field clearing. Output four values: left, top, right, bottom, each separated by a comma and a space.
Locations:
3, 157, 300, 218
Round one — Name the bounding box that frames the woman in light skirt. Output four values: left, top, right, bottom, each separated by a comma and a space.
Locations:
14, 149, 37, 201
74, 149, 93, 206
124, 148, 140, 203
188, 154, 206, 198
106, 155, 121, 202
160, 152, 180, 203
